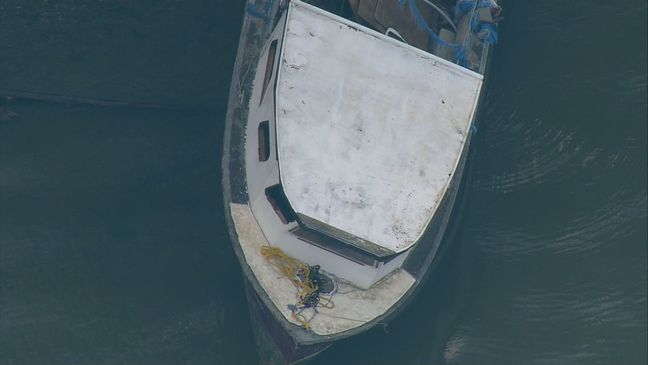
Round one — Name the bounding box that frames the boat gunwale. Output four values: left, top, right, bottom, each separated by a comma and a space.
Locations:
222, 0, 499, 347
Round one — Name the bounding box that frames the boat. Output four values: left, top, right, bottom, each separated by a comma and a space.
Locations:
222, 0, 501, 363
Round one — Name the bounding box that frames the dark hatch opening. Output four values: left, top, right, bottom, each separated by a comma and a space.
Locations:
260, 39, 278, 105
258, 121, 270, 161
291, 225, 400, 267
265, 184, 297, 224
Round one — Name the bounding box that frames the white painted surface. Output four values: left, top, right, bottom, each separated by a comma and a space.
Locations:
276, 1, 483, 253
245, 15, 287, 224
231, 203, 416, 335
243, 10, 408, 288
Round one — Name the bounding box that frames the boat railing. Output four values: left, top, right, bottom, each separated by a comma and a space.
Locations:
422, 0, 457, 32
305, 0, 499, 74
454, 0, 500, 74
393, 0, 499, 74
385, 28, 408, 43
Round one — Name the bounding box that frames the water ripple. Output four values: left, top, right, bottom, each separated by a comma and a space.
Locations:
473, 114, 589, 193
468, 191, 646, 258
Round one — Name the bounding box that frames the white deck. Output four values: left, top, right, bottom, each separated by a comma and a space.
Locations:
275, 1, 483, 253
231, 203, 416, 335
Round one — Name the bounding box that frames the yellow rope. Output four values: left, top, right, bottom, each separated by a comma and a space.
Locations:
261, 246, 317, 298
292, 310, 314, 330
260, 246, 335, 329
261, 246, 316, 298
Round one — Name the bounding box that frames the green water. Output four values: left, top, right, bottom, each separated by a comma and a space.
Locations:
1, 1, 646, 364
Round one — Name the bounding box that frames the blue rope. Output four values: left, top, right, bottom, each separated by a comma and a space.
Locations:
247, 0, 274, 20
456, 0, 497, 18
477, 23, 498, 44
455, 0, 475, 18
456, 0, 499, 44
396, 0, 468, 65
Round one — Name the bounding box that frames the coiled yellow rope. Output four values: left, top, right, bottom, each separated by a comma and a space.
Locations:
260, 246, 334, 329
261, 246, 317, 298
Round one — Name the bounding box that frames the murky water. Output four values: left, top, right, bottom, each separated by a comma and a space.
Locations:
1, 1, 646, 364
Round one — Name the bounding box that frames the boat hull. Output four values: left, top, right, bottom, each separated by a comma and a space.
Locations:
222, 0, 496, 363
245, 283, 333, 365
238, 140, 475, 364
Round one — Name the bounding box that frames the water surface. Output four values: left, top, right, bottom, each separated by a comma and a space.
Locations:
1, 1, 646, 364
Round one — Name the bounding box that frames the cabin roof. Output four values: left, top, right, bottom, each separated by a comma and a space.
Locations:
275, 0, 483, 254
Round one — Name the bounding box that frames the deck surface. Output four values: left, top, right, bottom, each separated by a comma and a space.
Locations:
230, 202, 416, 336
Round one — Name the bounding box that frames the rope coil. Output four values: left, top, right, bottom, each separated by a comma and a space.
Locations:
261, 246, 335, 330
